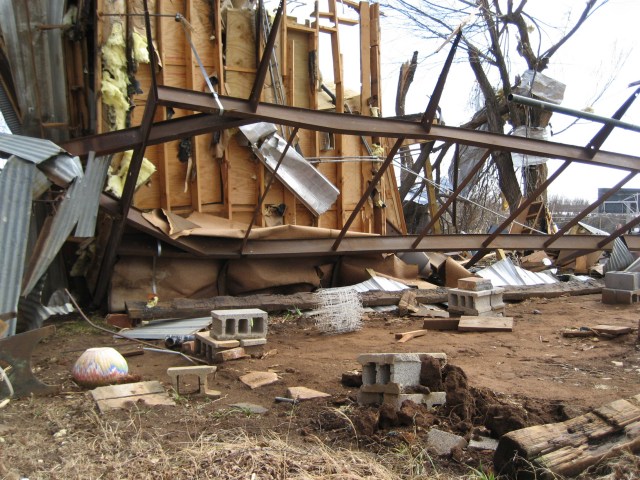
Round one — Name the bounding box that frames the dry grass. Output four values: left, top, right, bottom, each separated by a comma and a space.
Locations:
0, 399, 402, 480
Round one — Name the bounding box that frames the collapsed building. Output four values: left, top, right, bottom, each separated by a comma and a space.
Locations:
1, 0, 640, 336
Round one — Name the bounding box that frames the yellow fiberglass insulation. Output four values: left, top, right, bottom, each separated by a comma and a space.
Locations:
101, 22, 129, 130
132, 31, 150, 64
106, 150, 157, 199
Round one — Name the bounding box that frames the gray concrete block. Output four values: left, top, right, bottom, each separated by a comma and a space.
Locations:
357, 390, 383, 406
381, 392, 447, 411
239, 338, 267, 347
602, 288, 640, 305
360, 383, 402, 394
604, 271, 640, 291
357, 353, 447, 365
210, 308, 268, 340
382, 393, 425, 410
468, 436, 499, 451
427, 428, 468, 456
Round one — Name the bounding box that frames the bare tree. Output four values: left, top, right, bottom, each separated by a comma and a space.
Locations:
383, 0, 608, 214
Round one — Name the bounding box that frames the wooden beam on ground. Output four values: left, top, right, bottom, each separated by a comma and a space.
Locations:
494, 394, 640, 479
126, 279, 602, 321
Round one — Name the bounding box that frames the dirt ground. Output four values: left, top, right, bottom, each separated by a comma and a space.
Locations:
1, 292, 639, 479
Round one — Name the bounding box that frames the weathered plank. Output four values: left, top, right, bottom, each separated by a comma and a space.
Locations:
458, 317, 513, 332
494, 394, 640, 479
126, 280, 602, 320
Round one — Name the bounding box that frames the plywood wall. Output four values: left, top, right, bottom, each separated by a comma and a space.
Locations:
96, 0, 406, 234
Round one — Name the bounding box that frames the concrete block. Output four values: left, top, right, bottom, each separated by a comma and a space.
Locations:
457, 277, 493, 291
209, 339, 241, 349
381, 391, 447, 410
360, 383, 402, 395
167, 365, 218, 396
239, 337, 267, 347
427, 428, 468, 456
602, 288, 640, 305
383, 393, 425, 410
357, 353, 447, 365
604, 271, 640, 291
448, 288, 505, 316
357, 390, 383, 406
424, 391, 447, 409
468, 436, 499, 451
210, 308, 268, 340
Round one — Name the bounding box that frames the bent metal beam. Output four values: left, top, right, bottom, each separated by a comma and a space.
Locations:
155, 86, 640, 172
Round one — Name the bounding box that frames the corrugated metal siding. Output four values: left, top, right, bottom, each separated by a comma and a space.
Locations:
21, 156, 84, 295
75, 154, 111, 237
605, 237, 635, 272
38, 154, 82, 187
0, 82, 22, 134
0, 156, 35, 336
0, 133, 64, 164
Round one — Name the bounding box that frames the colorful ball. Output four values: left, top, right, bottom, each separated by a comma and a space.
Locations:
72, 347, 129, 387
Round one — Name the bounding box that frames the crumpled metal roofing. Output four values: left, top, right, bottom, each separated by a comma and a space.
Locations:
240, 123, 339, 216
118, 316, 212, 340
0, 157, 36, 335
476, 258, 557, 287
0, 132, 65, 163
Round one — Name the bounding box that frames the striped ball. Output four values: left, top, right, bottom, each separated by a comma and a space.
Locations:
72, 347, 129, 387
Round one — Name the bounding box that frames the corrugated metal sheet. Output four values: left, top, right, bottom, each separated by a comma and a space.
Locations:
0, 1, 69, 142
38, 154, 82, 187
352, 276, 410, 292
75, 154, 111, 237
0, 156, 35, 336
605, 237, 635, 272
21, 155, 84, 295
119, 316, 212, 340
240, 123, 339, 216
577, 221, 608, 236
0, 82, 22, 134
477, 258, 557, 287
0, 132, 64, 164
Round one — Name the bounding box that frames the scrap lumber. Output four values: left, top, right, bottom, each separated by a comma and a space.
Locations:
494, 394, 640, 479
90, 381, 175, 412
562, 324, 633, 338
394, 329, 428, 343
422, 318, 460, 330
126, 280, 602, 321
458, 317, 513, 332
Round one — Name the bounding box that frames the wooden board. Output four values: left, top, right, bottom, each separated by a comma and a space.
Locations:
394, 329, 428, 343
494, 394, 640, 479
422, 318, 460, 331
458, 317, 513, 332
90, 381, 175, 412
592, 324, 633, 336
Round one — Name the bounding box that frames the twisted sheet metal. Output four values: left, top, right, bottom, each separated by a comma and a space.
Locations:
0, 157, 35, 336
0, 133, 64, 164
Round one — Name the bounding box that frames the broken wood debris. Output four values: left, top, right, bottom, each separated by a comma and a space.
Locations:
90, 381, 175, 413
561, 324, 633, 338
494, 394, 640, 479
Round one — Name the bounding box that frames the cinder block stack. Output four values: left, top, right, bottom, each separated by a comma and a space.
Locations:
194, 309, 268, 363
448, 277, 505, 317
602, 271, 640, 304
356, 353, 447, 410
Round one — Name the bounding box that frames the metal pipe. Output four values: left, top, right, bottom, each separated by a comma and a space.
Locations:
508, 93, 640, 134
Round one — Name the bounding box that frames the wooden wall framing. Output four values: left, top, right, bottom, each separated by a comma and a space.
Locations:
95, 0, 406, 234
